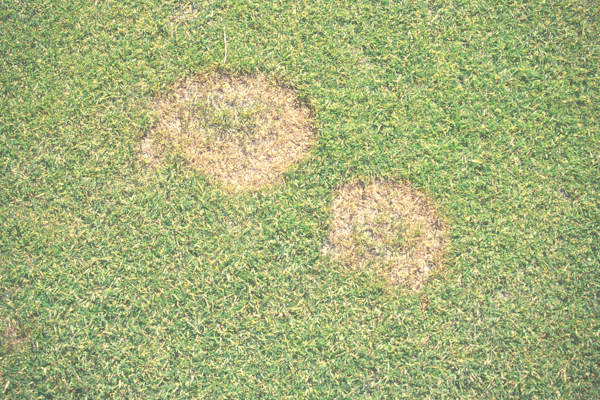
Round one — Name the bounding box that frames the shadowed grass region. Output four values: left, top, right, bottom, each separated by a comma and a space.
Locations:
1, 0, 599, 398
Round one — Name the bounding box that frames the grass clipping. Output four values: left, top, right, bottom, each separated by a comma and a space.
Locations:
324, 180, 448, 290
141, 72, 314, 191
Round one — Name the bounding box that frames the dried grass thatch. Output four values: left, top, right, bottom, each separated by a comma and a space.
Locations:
1, 317, 27, 351
140, 72, 315, 192
324, 180, 448, 290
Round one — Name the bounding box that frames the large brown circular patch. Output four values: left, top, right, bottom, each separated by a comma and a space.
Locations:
141, 72, 314, 191
323, 180, 447, 290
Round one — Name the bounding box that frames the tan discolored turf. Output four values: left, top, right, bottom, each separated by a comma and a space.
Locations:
323, 180, 448, 290
140, 72, 315, 192
1, 318, 28, 352
171, 4, 201, 22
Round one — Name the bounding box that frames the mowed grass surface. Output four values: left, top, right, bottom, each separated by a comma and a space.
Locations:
1, 0, 599, 398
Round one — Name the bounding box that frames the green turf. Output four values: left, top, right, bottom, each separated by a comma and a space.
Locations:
1, 0, 599, 398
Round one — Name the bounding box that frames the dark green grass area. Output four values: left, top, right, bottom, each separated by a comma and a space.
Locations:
1, 0, 599, 398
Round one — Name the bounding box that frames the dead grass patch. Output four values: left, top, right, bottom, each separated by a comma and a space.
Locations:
1, 317, 28, 352
172, 5, 200, 23
323, 180, 448, 290
141, 72, 315, 192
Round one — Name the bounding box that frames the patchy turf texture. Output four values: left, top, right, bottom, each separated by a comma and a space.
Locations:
324, 180, 447, 290
142, 72, 314, 191
1, 0, 599, 398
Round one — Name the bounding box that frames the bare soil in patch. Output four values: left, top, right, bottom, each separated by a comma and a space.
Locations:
324, 180, 448, 290
141, 72, 315, 192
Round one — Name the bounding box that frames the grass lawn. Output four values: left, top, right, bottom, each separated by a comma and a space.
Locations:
1, 0, 599, 398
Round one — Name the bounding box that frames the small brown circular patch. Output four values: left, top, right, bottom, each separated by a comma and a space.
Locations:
141, 72, 314, 192
323, 180, 447, 290
1, 317, 28, 352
